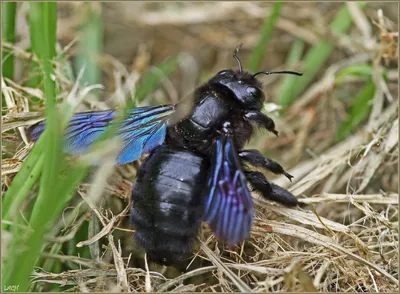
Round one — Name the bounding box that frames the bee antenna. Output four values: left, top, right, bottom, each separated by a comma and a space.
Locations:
252, 70, 303, 79
233, 43, 243, 73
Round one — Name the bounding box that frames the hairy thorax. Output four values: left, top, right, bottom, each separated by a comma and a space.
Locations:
166, 88, 253, 155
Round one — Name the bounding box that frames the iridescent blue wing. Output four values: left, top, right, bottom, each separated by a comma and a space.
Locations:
27, 105, 175, 165
113, 105, 175, 164
203, 135, 254, 246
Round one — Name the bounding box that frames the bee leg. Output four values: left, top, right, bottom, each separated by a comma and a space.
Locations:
239, 149, 293, 181
244, 111, 278, 136
244, 170, 298, 206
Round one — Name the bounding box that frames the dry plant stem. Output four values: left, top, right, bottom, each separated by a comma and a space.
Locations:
31, 267, 166, 289
132, 2, 320, 46
198, 239, 252, 292
104, 53, 139, 108
69, 202, 130, 289
2, 42, 40, 63
76, 217, 116, 248
291, 108, 316, 163
75, 145, 130, 291
313, 259, 331, 289
300, 193, 399, 204
40, 253, 104, 268
253, 220, 398, 284
144, 254, 153, 292
130, 2, 378, 54
5, 77, 44, 99
158, 262, 283, 292
367, 51, 385, 131
2, 112, 44, 133
178, 52, 199, 99
289, 53, 370, 114
2, 78, 30, 145
74, 200, 128, 248
274, 102, 397, 192
108, 234, 130, 292
45, 212, 89, 244
346, 2, 372, 39
255, 199, 349, 233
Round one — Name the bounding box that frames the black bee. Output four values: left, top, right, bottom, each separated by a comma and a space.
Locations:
27, 45, 302, 265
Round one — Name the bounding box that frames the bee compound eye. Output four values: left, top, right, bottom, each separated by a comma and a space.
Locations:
246, 87, 259, 97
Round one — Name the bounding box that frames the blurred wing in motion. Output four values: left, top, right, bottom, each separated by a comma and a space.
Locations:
203, 135, 254, 245
27, 105, 175, 165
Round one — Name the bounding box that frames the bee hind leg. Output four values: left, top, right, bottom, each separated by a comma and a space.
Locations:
239, 149, 293, 181
244, 170, 298, 207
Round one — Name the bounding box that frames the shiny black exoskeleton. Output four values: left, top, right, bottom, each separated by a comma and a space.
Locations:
26, 44, 302, 266
131, 146, 209, 264
130, 45, 303, 265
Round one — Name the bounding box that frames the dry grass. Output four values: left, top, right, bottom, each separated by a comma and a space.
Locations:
1, 2, 398, 292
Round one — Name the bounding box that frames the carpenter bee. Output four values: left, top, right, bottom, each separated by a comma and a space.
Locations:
27, 44, 302, 266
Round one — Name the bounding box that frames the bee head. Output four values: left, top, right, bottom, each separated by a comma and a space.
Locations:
209, 44, 302, 111
210, 69, 264, 110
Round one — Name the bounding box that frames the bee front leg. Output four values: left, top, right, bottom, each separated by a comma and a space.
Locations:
244, 111, 278, 136
244, 170, 298, 206
239, 149, 293, 181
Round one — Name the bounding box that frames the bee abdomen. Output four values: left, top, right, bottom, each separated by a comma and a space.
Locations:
131, 145, 209, 265
132, 202, 199, 233
132, 204, 199, 265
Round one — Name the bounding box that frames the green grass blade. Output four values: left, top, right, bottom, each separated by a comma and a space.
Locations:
285, 2, 367, 104
336, 81, 375, 141
3, 2, 63, 290
27, 2, 57, 88
277, 37, 305, 106
3, 24, 178, 289
29, 2, 57, 59
40, 203, 84, 277
3, 164, 89, 291
2, 2, 17, 80
248, 2, 284, 72
132, 56, 179, 107
335, 64, 386, 84
1, 132, 45, 218
1, 145, 44, 221
29, 0, 62, 232
26, 49, 42, 88
75, 2, 103, 95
